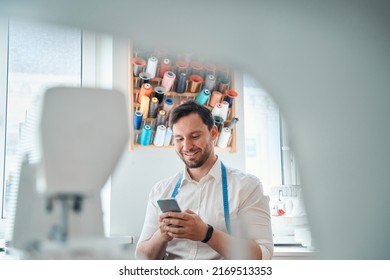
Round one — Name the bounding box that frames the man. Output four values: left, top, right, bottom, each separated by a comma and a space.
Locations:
136, 100, 273, 259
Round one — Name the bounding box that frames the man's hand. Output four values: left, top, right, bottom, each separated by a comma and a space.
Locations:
159, 214, 174, 242
160, 210, 208, 241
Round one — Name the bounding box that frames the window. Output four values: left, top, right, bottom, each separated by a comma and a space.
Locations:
0, 20, 82, 236
244, 74, 312, 247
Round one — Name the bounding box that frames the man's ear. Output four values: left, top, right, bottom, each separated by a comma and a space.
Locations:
211, 125, 219, 141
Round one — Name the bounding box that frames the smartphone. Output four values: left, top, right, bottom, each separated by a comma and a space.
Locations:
157, 198, 182, 213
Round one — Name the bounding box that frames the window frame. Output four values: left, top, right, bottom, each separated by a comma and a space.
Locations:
0, 18, 113, 237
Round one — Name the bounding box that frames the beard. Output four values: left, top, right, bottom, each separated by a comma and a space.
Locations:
177, 140, 214, 169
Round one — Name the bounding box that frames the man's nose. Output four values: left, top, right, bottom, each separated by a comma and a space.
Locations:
183, 138, 194, 150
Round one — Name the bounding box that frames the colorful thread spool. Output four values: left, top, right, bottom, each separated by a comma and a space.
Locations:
190, 61, 204, 76
195, 88, 211, 105
163, 98, 174, 117
218, 78, 230, 93
133, 111, 143, 130
161, 71, 176, 91
164, 127, 173, 146
138, 72, 152, 88
220, 101, 229, 121
189, 74, 204, 93
145, 56, 158, 78
226, 117, 239, 129
156, 110, 166, 126
209, 91, 222, 107
132, 57, 146, 77
211, 103, 223, 118
139, 124, 152, 146
148, 97, 159, 118
217, 127, 231, 148
224, 89, 238, 108
204, 63, 217, 76
175, 60, 189, 75
137, 83, 153, 103
213, 115, 224, 133
176, 72, 187, 93
153, 125, 166, 147
159, 58, 172, 79
154, 86, 167, 104
205, 74, 216, 92
139, 95, 150, 120
217, 65, 230, 81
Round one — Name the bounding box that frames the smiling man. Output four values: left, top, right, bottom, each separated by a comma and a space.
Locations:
136, 100, 273, 260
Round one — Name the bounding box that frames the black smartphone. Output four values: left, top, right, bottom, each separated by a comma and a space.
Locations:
157, 198, 182, 213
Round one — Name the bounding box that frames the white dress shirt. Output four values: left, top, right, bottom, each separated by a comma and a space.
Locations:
136, 157, 274, 259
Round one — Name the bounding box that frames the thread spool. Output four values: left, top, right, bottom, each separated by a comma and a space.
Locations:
224, 89, 238, 108
156, 110, 166, 126
133, 46, 150, 59
213, 115, 224, 133
226, 117, 239, 129
154, 86, 167, 104
138, 72, 152, 88
220, 101, 229, 121
132, 57, 146, 77
204, 63, 217, 76
217, 65, 230, 81
189, 74, 204, 93
217, 127, 231, 148
218, 78, 230, 93
163, 98, 174, 117
145, 56, 158, 78
159, 58, 172, 79
190, 61, 204, 76
139, 124, 152, 146
204, 74, 216, 92
140, 95, 150, 120
209, 91, 222, 107
175, 60, 189, 75
164, 127, 173, 146
133, 111, 143, 130
176, 72, 187, 93
148, 97, 159, 118
161, 71, 176, 91
195, 88, 211, 105
153, 125, 166, 147
211, 103, 223, 118
137, 83, 153, 103
154, 48, 168, 62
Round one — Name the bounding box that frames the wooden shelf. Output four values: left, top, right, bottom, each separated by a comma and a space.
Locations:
128, 43, 237, 153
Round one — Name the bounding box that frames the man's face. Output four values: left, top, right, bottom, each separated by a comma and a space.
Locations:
172, 113, 218, 169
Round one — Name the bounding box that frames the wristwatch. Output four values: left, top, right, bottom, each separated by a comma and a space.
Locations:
201, 224, 214, 243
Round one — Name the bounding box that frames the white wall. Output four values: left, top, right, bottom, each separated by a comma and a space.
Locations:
109, 38, 246, 240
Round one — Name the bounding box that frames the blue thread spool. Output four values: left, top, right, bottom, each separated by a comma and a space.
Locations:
139, 124, 152, 146
195, 88, 211, 105
133, 111, 143, 130
176, 72, 187, 93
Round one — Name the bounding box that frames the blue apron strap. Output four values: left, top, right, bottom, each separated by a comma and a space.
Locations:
221, 162, 231, 234
171, 161, 231, 234
171, 174, 182, 198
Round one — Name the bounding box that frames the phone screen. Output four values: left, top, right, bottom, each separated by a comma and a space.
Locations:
157, 198, 182, 213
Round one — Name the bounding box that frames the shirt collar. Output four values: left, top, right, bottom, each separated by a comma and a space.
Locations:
182, 156, 222, 183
